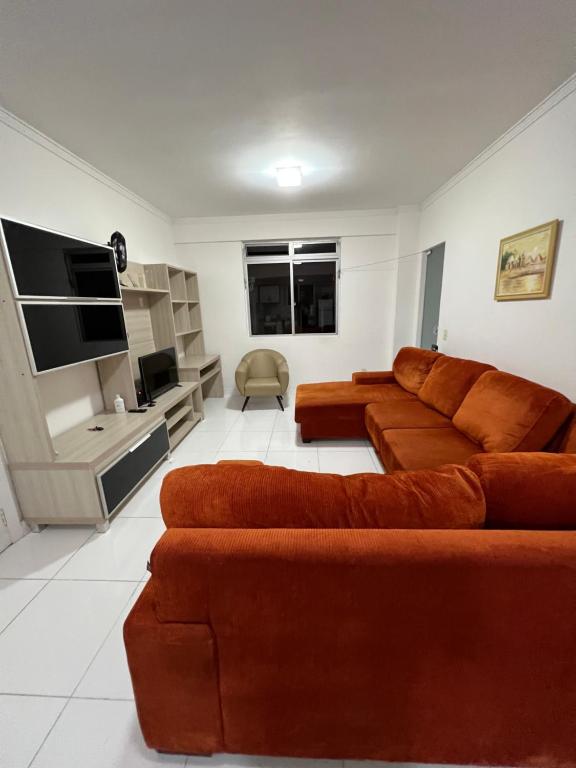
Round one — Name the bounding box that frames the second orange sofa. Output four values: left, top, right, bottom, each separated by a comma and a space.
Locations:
295, 347, 575, 470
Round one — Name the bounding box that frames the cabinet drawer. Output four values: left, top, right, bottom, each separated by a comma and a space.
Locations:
97, 422, 169, 516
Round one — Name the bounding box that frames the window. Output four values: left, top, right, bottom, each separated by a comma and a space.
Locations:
244, 240, 339, 336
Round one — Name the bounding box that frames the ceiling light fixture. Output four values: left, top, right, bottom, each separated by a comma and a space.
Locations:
276, 166, 302, 187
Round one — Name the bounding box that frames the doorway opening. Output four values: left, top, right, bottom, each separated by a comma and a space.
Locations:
420, 242, 445, 349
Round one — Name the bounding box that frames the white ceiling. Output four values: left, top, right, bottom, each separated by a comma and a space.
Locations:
0, 0, 575, 218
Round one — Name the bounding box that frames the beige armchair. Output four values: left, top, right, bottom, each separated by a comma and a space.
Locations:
235, 349, 289, 411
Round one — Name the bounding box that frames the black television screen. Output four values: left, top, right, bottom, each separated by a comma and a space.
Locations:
139, 347, 179, 402
1, 218, 120, 299
22, 303, 128, 373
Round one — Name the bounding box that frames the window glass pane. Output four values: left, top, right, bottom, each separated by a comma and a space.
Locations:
247, 262, 292, 335
293, 260, 336, 334
246, 243, 289, 257
294, 241, 337, 255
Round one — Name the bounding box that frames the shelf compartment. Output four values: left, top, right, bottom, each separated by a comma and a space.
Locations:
168, 414, 201, 449
200, 365, 221, 385
165, 404, 193, 431
189, 303, 202, 330
173, 301, 191, 334
185, 273, 199, 303
168, 268, 187, 302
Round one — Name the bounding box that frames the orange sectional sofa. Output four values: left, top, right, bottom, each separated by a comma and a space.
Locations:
295, 346, 575, 469
125, 456, 576, 766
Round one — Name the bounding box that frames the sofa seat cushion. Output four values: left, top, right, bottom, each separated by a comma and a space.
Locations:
392, 347, 442, 394
365, 401, 452, 453
453, 371, 572, 453
295, 381, 416, 439
160, 463, 485, 530
379, 427, 482, 472
418, 355, 496, 417
244, 376, 282, 396
468, 452, 576, 530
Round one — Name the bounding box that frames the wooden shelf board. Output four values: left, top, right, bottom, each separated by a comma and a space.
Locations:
52, 382, 199, 467
166, 404, 193, 431
121, 286, 169, 295
179, 353, 220, 371
171, 299, 188, 304
175, 327, 203, 337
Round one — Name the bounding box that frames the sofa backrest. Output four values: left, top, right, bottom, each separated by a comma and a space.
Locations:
392, 347, 442, 395
418, 355, 496, 417
453, 370, 572, 453
160, 462, 485, 530
468, 452, 576, 529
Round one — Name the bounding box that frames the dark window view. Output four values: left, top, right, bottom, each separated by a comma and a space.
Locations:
245, 240, 339, 336
247, 262, 292, 335
293, 261, 336, 333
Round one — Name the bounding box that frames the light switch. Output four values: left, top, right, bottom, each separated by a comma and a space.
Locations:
442, 329, 448, 341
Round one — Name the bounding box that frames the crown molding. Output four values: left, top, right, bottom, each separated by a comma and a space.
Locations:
173, 207, 398, 227
173, 207, 399, 244
0, 105, 171, 223
423, 72, 576, 209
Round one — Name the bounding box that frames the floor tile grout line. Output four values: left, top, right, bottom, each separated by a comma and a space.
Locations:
26, 695, 71, 768
0, 579, 51, 639
68, 580, 143, 702
0, 691, 134, 702
46, 527, 98, 581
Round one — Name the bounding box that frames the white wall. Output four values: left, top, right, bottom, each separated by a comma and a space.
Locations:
0, 108, 175, 436
173, 210, 400, 393
392, 206, 423, 352
420, 75, 576, 399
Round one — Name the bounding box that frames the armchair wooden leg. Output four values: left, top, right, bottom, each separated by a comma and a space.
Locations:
241, 396, 250, 412
276, 395, 285, 411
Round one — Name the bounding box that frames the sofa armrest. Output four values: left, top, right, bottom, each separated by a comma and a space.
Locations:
235, 359, 249, 395
277, 360, 290, 393
159, 463, 484, 530
123, 581, 223, 754
352, 370, 396, 385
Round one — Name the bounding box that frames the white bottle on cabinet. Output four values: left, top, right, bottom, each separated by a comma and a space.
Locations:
113, 394, 126, 414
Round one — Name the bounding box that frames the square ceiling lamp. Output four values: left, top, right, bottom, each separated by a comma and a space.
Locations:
276, 166, 302, 187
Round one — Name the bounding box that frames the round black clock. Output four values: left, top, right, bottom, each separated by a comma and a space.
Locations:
109, 231, 128, 273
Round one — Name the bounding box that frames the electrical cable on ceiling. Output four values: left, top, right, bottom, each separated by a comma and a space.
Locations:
341, 248, 432, 272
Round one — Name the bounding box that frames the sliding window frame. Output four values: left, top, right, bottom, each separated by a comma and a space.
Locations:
243, 240, 340, 338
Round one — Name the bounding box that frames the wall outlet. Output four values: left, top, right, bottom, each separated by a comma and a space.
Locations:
442, 329, 448, 341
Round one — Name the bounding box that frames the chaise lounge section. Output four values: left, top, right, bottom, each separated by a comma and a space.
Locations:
295, 347, 574, 470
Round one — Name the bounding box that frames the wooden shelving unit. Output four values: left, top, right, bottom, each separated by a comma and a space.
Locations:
0, 227, 222, 530
121, 261, 224, 417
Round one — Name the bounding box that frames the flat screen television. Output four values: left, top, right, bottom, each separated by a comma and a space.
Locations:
138, 347, 179, 403
1, 218, 120, 299
21, 303, 128, 373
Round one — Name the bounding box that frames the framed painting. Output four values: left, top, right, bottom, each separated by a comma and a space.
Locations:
495, 219, 559, 301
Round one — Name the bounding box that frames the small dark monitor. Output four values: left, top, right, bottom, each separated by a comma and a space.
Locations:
138, 347, 178, 403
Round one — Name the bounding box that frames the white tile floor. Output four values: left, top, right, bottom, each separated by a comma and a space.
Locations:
0, 393, 391, 767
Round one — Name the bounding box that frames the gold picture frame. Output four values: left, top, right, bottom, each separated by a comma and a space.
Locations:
494, 219, 559, 301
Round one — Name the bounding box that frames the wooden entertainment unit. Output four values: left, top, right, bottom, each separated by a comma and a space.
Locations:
0, 219, 223, 531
